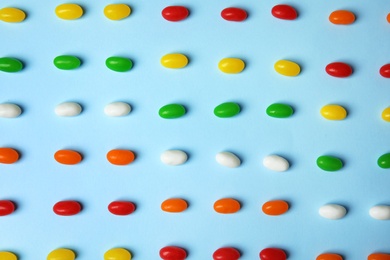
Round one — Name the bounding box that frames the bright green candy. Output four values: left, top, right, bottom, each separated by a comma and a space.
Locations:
159, 104, 186, 119
317, 155, 343, 171
0, 57, 23, 73
54, 55, 81, 70
214, 102, 240, 118
106, 57, 133, 72
378, 153, 390, 169
266, 103, 293, 118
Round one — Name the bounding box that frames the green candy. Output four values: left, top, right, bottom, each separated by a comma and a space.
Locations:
214, 102, 240, 118
317, 155, 343, 171
0, 57, 23, 73
106, 56, 133, 72
266, 103, 294, 118
378, 153, 390, 169
54, 55, 81, 70
159, 104, 186, 119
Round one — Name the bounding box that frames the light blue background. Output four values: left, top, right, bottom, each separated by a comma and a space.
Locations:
1, 0, 390, 259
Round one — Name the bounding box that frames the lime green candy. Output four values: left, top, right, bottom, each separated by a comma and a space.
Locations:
54, 55, 81, 70
159, 104, 186, 119
106, 57, 133, 72
317, 155, 343, 171
266, 103, 293, 118
0, 57, 23, 72
214, 102, 240, 118
378, 153, 390, 169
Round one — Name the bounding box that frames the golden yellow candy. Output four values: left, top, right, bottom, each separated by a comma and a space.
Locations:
104, 4, 131, 20
104, 248, 132, 260
161, 53, 188, 69
47, 248, 75, 260
55, 4, 83, 20
382, 107, 390, 122
218, 58, 245, 74
320, 105, 347, 120
274, 60, 300, 76
0, 252, 17, 260
0, 7, 26, 23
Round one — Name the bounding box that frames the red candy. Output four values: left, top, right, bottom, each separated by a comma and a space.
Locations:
53, 200, 81, 216
0, 200, 15, 216
162, 6, 189, 22
259, 248, 286, 260
221, 7, 247, 22
213, 247, 241, 260
380, 64, 390, 78
271, 5, 297, 20
325, 62, 353, 77
108, 201, 135, 215
159, 246, 187, 260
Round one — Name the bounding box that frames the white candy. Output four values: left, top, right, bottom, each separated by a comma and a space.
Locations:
263, 155, 289, 172
319, 204, 347, 220
104, 102, 131, 117
0, 103, 22, 118
369, 205, 390, 220
55, 102, 82, 117
160, 150, 188, 166
216, 152, 241, 168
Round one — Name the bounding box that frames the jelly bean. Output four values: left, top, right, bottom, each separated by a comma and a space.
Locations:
326, 62, 352, 77
54, 150, 82, 165
55, 4, 83, 20
108, 201, 135, 216
162, 6, 189, 22
262, 200, 289, 216
104, 248, 132, 260
274, 60, 300, 76
47, 248, 75, 260
214, 198, 240, 214
105, 102, 131, 117
213, 247, 240, 260
214, 102, 240, 118
161, 198, 188, 213
387, 13, 390, 23
329, 10, 355, 25
160, 150, 188, 166
263, 155, 289, 172
159, 104, 186, 119
53, 200, 81, 216
320, 105, 347, 120
161, 54, 188, 69
160, 246, 187, 260
221, 7, 247, 22
369, 205, 390, 220
271, 5, 297, 20
316, 253, 343, 260
368, 253, 390, 260
259, 248, 286, 260
0, 200, 15, 216
0, 148, 19, 164
0, 8, 26, 23
107, 149, 135, 165
383, 107, 390, 122
266, 103, 293, 118
380, 64, 390, 78
316, 155, 343, 171
0, 57, 23, 73
0, 252, 17, 260
378, 153, 390, 169
0, 103, 21, 118
54, 55, 81, 70
55, 102, 82, 117
104, 4, 131, 20
319, 204, 346, 220
218, 58, 245, 74
215, 152, 241, 168
106, 57, 133, 72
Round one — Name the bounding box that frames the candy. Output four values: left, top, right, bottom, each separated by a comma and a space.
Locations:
329, 10, 355, 25
104, 248, 132, 260
378, 153, 390, 169
266, 103, 293, 118
271, 5, 297, 20
215, 152, 241, 168
159, 104, 186, 119
368, 253, 390, 260
214, 198, 240, 214
262, 200, 289, 216
53, 55, 81, 70
214, 102, 240, 118
55, 4, 83, 20
316, 253, 343, 260
160, 246, 187, 260
54, 150, 82, 165
160, 54, 188, 69
160, 150, 188, 166
106, 57, 133, 72
0, 8, 26, 23
47, 248, 75, 260
162, 6, 189, 22
383, 107, 390, 122
108, 201, 136, 216
0, 148, 19, 164
263, 155, 290, 172
0, 200, 15, 216
107, 149, 135, 165
320, 105, 347, 120
55, 102, 82, 117
388, 13, 390, 23
380, 64, 390, 78
161, 198, 188, 213
369, 205, 390, 220
0, 252, 17, 260
274, 60, 300, 76
104, 102, 131, 117
213, 247, 240, 260
0, 103, 21, 118
325, 62, 352, 77
53, 201, 81, 216
218, 58, 245, 74
259, 248, 286, 260
104, 4, 131, 20
319, 204, 346, 220
0, 57, 23, 73
316, 155, 343, 171
221, 7, 247, 22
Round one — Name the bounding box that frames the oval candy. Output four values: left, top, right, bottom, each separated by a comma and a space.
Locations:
214, 198, 240, 214
159, 246, 187, 260
104, 248, 132, 260
161, 198, 188, 213
329, 10, 355, 25
53, 200, 81, 216
262, 200, 289, 216
316, 155, 343, 171
0, 148, 19, 164
271, 5, 297, 20
274, 60, 300, 76
259, 248, 286, 260
55, 102, 82, 117
380, 64, 390, 78
107, 149, 135, 165
221, 7, 247, 22
0, 200, 15, 216
161, 54, 188, 69
263, 155, 290, 172
320, 105, 347, 120
266, 103, 293, 118
0, 58, 23, 73
162, 6, 189, 22
378, 153, 390, 169
104, 4, 131, 20
47, 248, 75, 260
326, 62, 352, 77
214, 102, 240, 118
0, 252, 17, 260
55, 4, 83, 20
316, 253, 343, 260
160, 150, 188, 166
159, 104, 186, 119
0, 103, 21, 118
319, 204, 346, 220
108, 201, 135, 216
369, 205, 390, 220
218, 58, 245, 74
213, 247, 240, 260
54, 150, 82, 165
368, 253, 390, 260
106, 57, 133, 72
0, 7, 26, 23
382, 107, 390, 122
215, 152, 241, 168
54, 55, 81, 70
104, 102, 131, 117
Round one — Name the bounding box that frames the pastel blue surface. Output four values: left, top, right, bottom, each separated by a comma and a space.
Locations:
1, 0, 390, 259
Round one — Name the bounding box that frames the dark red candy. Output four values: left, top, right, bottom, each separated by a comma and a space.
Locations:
271, 5, 297, 20
162, 6, 189, 22
221, 7, 247, 22
159, 246, 187, 260
213, 247, 241, 260
325, 62, 353, 77
53, 200, 81, 216
108, 201, 135, 215
380, 64, 390, 78
259, 248, 286, 260
0, 200, 15, 216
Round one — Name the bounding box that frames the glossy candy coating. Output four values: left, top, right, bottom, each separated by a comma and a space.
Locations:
368, 253, 390, 260
271, 5, 297, 20
380, 64, 390, 78
218, 58, 245, 74
0, 148, 19, 164
221, 7, 247, 22
382, 107, 390, 122
319, 204, 347, 220
47, 248, 75, 260
387, 13, 390, 23
326, 62, 352, 77
377, 153, 390, 169
0, 200, 15, 216
159, 246, 187, 260
0, 8, 26, 23
216, 152, 241, 168
107, 149, 135, 165
54, 150, 82, 165
329, 10, 355, 25
0, 104, 22, 118
259, 248, 286, 260
0, 58, 23, 73
316, 155, 343, 171
54, 55, 81, 70
266, 103, 293, 118
104, 248, 132, 260
106, 57, 133, 72
262, 200, 289, 216
0, 252, 17, 260
316, 253, 343, 260
213, 247, 240, 260
274, 60, 300, 76
161, 198, 188, 213
214, 102, 240, 118
108, 201, 135, 216
104, 102, 131, 117
55, 102, 82, 117
55, 4, 83, 20
162, 6, 189, 22
263, 155, 290, 172
320, 105, 347, 120
104, 4, 131, 20
159, 104, 186, 119
369, 205, 390, 220
53, 201, 81, 216
160, 150, 188, 166
161, 54, 188, 69
214, 198, 240, 214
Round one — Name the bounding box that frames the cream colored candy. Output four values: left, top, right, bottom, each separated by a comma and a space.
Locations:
263, 155, 289, 172
104, 102, 131, 117
160, 150, 188, 166
216, 152, 241, 168
319, 204, 347, 220
55, 102, 82, 117
369, 205, 390, 220
0, 103, 22, 118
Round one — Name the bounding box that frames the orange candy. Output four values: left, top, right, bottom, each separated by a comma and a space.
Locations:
0, 148, 19, 164
387, 13, 390, 23
106, 149, 135, 165
54, 150, 82, 165
161, 198, 188, 213
214, 198, 241, 214
368, 253, 390, 260
262, 200, 289, 216
316, 253, 343, 260
329, 10, 355, 25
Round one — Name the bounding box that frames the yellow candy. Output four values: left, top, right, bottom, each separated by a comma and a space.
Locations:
321, 105, 347, 120
104, 248, 132, 260
104, 4, 131, 20
161, 53, 188, 69
274, 60, 300, 76
0, 7, 26, 23
382, 107, 390, 122
55, 4, 83, 20
47, 248, 75, 260
0, 252, 17, 260
218, 58, 245, 74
